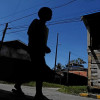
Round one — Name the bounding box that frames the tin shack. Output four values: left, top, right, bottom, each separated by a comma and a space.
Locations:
82, 12, 100, 92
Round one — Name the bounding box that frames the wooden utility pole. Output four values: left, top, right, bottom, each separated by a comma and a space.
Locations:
0, 23, 8, 51
54, 33, 59, 70
67, 51, 71, 85
68, 51, 71, 66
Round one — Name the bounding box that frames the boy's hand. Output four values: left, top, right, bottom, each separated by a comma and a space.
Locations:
45, 46, 51, 53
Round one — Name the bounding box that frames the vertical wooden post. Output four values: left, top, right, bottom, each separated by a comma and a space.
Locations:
67, 51, 71, 85
54, 33, 59, 70
0, 23, 8, 51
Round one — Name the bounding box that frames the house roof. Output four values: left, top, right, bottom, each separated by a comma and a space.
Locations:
0, 40, 30, 60
62, 66, 87, 72
82, 12, 100, 49
82, 12, 100, 28
0, 40, 28, 51
82, 12, 100, 20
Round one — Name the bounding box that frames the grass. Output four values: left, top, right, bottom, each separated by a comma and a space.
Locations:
24, 81, 87, 95
0, 81, 88, 95
24, 81, 62, 88
58, 86, 88, 95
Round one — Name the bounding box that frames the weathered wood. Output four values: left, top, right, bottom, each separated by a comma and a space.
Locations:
92, 55, 100, 64
87, 49, 100, 88
91, 79, 100, 86
91, 64, 99, 68
91, 68, 97, 73
88, 55, 92, 86
91, 73, 98, 77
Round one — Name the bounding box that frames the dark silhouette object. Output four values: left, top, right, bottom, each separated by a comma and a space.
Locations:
12, 7, 54, 99
0, 89, 34, 100
0, 89, 53, 100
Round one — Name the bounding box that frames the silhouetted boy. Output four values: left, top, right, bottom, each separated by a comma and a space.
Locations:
12, 7, 53, 100
28, 7, 53, 100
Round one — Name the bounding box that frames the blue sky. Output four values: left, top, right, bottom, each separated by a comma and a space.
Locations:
0, 0, 100, 69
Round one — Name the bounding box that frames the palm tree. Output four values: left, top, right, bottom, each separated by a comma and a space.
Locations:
66, 58, 86, 67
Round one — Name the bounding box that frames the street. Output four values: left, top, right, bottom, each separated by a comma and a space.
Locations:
0, 83, 96, 100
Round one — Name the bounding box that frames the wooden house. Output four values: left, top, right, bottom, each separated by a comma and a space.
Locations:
82, 12, 100, 92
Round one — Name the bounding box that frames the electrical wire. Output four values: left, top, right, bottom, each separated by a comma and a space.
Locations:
0, 0, 77, 26
46, 17, 80, 24
0, 0, 100, 27
6, 29, 27, 35
0, 0, 54, 20
7, 17, 81, 29
9, 26, 28, 29
52, 0, 77, 9
0, 0, 99, 33
0, 12, 37, 26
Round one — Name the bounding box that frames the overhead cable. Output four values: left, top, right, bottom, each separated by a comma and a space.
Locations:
52, 0, 77, 9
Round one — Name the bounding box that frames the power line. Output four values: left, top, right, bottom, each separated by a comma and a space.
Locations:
48, 20, 80, 26
0, 0, 77, 26
0, 0, 53, 20
6, 29, 27, 35
6, 17, 81, 30
0, 0, 99, 28
1, 9, 98, 27
3, 17, 81, 30
3, 8, 100, 28
52, 0, 77, 9
0, 0, 75, 21
49, 17, 80, 23
0, 0, 99, 27
0, 13, 37, 26
48, 17, 81, 26
9, 26, 28, 29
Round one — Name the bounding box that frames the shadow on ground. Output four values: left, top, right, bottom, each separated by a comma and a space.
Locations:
0, 89, 51, 100
0, 89, 34, 100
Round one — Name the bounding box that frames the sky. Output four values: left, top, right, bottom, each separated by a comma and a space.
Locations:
0, 0, 100, 69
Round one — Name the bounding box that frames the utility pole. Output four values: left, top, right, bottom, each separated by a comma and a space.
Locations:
67, 51, 71, 85
54, 33, 59, 70
68, 51, 71, 66
0, 23, 8, 51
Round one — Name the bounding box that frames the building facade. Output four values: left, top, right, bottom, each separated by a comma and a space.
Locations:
82, 12, 100, 92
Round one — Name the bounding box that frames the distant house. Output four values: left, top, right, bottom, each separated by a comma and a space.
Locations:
62, 63, 87, 77
54, 64, 88, 86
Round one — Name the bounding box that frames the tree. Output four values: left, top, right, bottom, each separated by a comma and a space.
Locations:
66, 58, 86, 67
56, 63, 65, 71
56, 63, 62, 71
77, 58, 86, 64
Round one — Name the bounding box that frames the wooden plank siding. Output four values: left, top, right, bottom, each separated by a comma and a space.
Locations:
82, 12, 100, 91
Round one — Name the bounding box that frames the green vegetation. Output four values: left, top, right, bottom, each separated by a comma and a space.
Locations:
58, 86, 88, 95
24, 81, 87, 95
24, 81, 62, 88
24, 81, 36, 87
0, 81, 88, 95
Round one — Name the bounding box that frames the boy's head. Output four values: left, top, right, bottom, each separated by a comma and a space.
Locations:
38, 7, 52, 21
